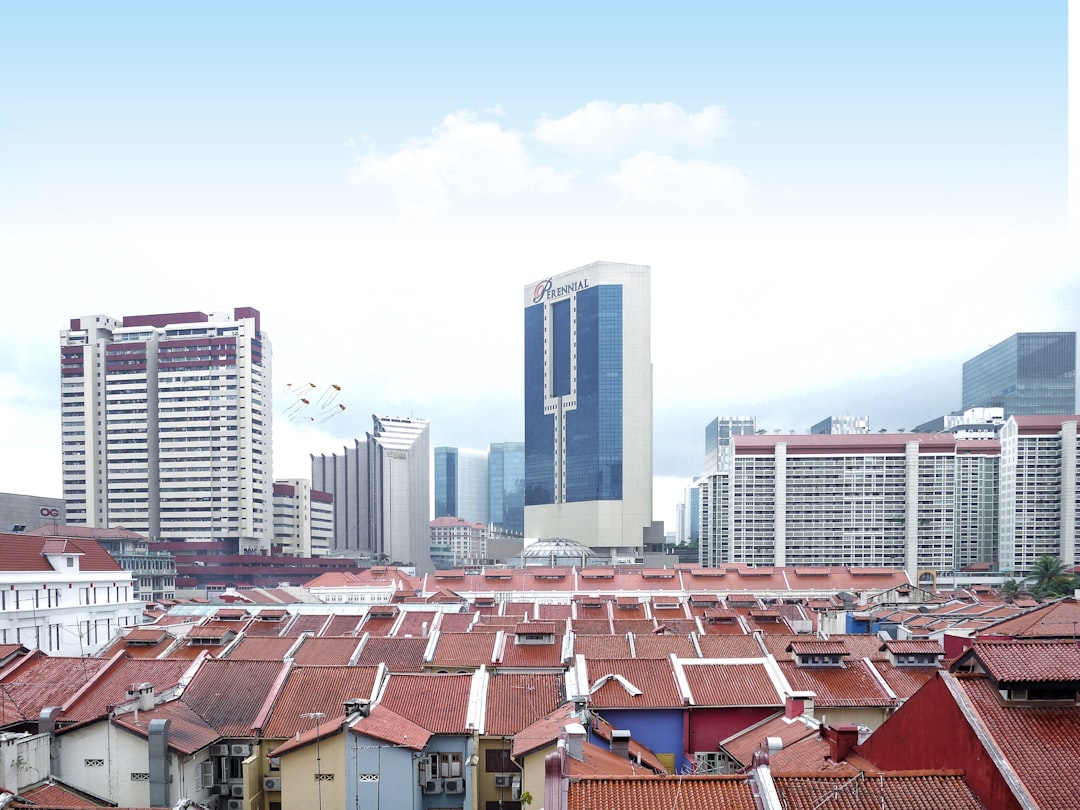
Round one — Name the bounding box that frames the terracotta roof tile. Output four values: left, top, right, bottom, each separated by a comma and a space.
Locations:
778, 661, 896, 708
968, 639, 1080, 683
0, 652, 111, 725
574, 634, 633, 659
377, 672, 473, 733
772, 771, 985, 809
428, 632, 496, 669
568, 775, 756, 810
586, 658, 683, 709
262, 665, 382, 740
62, 656, 194, 725
953, 672, 1080, 808
290, 635, 363, 666
110, 697, 219, 754
349, 703, 431, 750
0, 532, 125, 573
483, 672, 564, 736
181, 658, 290, 736
631, 635, 698, 659
680, 660, 784, 707
353, 636, 429, 671
225, 636, 297, 660
695, 635, 764, 658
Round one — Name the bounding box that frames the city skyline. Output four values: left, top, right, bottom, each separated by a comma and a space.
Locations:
1, 3, 1075, 532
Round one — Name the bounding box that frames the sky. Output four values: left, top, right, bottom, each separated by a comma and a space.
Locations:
0, 2, 1075, 531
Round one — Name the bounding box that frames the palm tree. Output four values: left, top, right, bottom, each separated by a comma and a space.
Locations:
1025, 555, 1074, 598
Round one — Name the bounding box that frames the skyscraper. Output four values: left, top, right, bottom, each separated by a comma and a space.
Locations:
705, 417, 757, 474
60, 309, 273, 553
434, 446, 489, 524
311, 415, 432, 572
488, 441, 525, 534
962, 332, 1076, 416
523, 262, 652, 561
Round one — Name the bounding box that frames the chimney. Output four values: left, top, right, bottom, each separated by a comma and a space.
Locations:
785, 691, 814, 718
138, 683, 155, 712
565, 722, 586, 761
823, 723, 859, 763
610, 729, 631, 759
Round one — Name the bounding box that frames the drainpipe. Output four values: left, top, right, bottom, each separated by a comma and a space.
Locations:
148, 718, 171, 808
38, 707, 61, 779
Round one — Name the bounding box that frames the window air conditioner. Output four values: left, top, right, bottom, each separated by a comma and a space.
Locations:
494, 775, 513, 788
263, 776, 282, 791
230, 784, 244, 798
210, 744, 230, 756
227, 800, 244, 810
445, 778, 464, 794
423, 779, 443, 794
230, 744, 251, 757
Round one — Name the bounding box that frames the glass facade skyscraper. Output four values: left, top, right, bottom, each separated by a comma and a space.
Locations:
523, 262, 652, 560
962, 332, 1076, 416
434, 446, 489, 525
488, 442, 524, 534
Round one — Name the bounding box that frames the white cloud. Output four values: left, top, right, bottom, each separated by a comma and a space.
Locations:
534, 102, 732, 159
610, 151, 750, 209
349, 111, 572, 215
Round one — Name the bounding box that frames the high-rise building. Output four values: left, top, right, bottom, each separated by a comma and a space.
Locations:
272, 479, 334, 557
311, 415, 432, 572
699, 432, 1001, 581
434, 447, 489, 524
523, 262, 652, 561
998, 415, 1078, 575
705, 417, 757, 474
488, 441, 524, 534
60, 309, 273, 553
962, 332, 1076, 416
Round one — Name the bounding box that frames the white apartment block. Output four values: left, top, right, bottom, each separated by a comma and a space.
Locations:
60, 309, 273, 553
273, 479, 334, 557
998, 415, 1078, 574
700, 433, 1002, 582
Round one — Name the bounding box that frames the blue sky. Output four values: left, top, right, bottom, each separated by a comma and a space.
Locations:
0, 2, 1073, 527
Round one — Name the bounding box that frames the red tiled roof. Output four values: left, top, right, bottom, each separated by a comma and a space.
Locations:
695, 635, 764, 658
262, 665, 383, 740
377, 672, 473, 733
982, 597, 1080, 639
586, 658, 683, 709
574, 635, 633, 659
952, 673, 1080, 808
787, 640, 851, 657
177, 658, 289, 737
483, 672, 564, 736
0, 532, 124, 573
772, 771, 984, 808
968, 639, 1080, 683
719, 712, 815, 768
568, 775, 756, 810
111, 697, 219, 754
631, 635, 698, 659
289, 635, 363, 666
15, 780, 103, 808
680, 661, 783, 707
62, 656, 195, 725
882, 639, 944, 655
353, 635, 429, 671
0, 652, 110, 725
428, 632, 496, 668
349, 703, 431, 750
778, 660, 896, 708
226, 636, 297, 660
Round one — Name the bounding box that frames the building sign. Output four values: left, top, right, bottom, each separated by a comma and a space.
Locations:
531, 277, 589, 304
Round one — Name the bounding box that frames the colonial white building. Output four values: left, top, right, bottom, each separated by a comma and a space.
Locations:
0, 532, 142, 655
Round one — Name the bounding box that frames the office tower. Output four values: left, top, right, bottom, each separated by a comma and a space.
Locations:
60, 309, 272, 553
962, 332, 1076, 416
312, 415, 432, 572
434, 447, 489, 524
998, 415, 1078, 575
488, 441, 525, 534
705, 417, 757, 474
523, 262, 652, 561
272, 479, 334, 557
811, 416, 870, 435
699, 432, 1001, 581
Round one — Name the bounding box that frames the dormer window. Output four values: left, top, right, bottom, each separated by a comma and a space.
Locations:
1002, 685, 1077, 703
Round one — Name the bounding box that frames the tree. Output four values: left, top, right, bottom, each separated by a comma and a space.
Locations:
1025, 555, 1075, 598
999, 579, 1020, 602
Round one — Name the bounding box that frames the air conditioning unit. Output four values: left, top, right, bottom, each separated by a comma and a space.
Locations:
210, 744, 230, 756
230, 784, 244, 798
445, 778, 464, 794
227, 800, 244, 810
422, 779, 443, 795
230, 744, 252, 758
263, 777, 282, 791
494, 775, 513, 788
